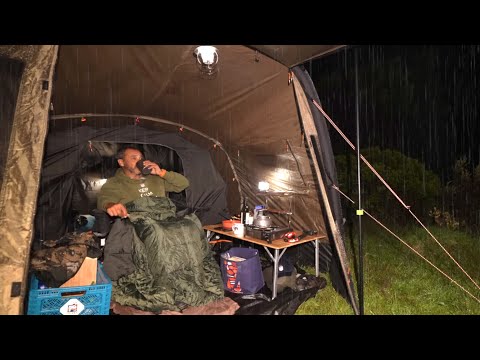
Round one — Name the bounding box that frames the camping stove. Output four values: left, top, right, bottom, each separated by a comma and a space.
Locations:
245, 225, 292, 243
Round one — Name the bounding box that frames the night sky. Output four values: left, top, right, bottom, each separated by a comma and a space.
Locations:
305, 45, 480, 184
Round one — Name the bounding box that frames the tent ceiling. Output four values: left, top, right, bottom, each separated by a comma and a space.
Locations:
249, 45, 346, 67
52, 45, 343, 153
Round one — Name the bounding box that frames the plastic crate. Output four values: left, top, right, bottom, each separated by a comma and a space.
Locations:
27, 263, 112, 315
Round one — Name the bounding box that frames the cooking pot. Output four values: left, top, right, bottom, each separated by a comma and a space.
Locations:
253, 210, 272, 228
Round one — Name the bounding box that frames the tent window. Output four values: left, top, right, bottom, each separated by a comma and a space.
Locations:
0, 56, 24, 189
74, 142, 186, 214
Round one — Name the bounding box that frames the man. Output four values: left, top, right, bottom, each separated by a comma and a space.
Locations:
97, 146, 223, 309
97, 145, 189, 218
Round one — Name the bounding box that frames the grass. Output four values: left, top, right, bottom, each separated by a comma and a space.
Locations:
296, 222, 480, 315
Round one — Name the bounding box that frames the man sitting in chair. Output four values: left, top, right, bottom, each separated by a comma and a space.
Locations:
97, 145, 189, 218
96, 145, 189, 281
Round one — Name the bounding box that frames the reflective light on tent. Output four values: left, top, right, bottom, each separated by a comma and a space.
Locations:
91, 178, 107, 191
275, 168, 290, 181
194, 46, 219, 78
258, 181, 270, 192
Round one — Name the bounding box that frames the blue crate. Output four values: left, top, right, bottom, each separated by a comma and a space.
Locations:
27, 263, 112, 315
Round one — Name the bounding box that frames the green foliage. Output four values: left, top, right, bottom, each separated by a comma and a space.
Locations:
296, 224, 480, 315
444, 158, 480, 234
335, 147, 441, 227
428, 207, 460, 230
296, 271, 354, 315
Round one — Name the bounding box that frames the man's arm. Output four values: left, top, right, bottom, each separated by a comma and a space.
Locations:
162, 171, 190, 193
97, 181, 121, 211
97, 182, 129, 218
141, 160, 189, 193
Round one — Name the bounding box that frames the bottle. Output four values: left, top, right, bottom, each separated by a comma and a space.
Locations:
241, 198, 250, 225
247, 208, 254, 225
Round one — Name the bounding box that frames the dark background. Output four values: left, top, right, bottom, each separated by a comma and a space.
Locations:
304, 45, 480, 184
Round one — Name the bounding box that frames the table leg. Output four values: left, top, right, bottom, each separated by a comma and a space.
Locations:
272, 249, 279, 299
315, 239, 319, 277
263, 247, 286, 300
205, 230, 215, 242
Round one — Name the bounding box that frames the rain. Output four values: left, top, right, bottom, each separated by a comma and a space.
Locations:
306, 45, 480, 233
1, 45, 479, 315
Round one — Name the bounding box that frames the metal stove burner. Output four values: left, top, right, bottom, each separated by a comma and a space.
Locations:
248, 225, 278, 231
245, 224, 292, 243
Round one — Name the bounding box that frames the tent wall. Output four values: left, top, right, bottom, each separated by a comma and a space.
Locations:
35, 125, 228, 240
0, 56, 24, 188
292, 66, 357, 311
0, 45, 58, 315
50, 45, 330, 235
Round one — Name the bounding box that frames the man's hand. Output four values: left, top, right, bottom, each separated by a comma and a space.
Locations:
106, 203, 129, 218
142, 160, 167, 177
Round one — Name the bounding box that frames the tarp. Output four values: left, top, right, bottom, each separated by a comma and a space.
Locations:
0, 45, 58, 315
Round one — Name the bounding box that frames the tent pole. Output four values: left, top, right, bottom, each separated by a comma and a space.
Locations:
354, 48, 365, 315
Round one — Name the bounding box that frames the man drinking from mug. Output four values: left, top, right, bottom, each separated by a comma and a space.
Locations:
97, 145, 189, 218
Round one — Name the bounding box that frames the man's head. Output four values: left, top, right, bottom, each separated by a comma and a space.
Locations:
116, 145, 145, 179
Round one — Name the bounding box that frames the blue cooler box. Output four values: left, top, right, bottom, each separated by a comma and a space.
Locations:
27, 263, 112, 315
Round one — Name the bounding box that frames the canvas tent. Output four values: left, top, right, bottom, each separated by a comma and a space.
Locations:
0, 45, 357, 315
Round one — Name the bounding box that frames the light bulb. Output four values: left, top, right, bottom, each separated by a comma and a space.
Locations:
194, 46, 219, 78
195, 46, 218, 66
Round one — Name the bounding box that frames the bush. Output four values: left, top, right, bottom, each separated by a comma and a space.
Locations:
335, 147, 441, 227
443, 159, 480, 234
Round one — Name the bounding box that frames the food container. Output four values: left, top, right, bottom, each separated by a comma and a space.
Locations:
222, 219, 240, 230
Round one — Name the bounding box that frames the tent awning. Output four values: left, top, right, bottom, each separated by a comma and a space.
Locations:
249, 45, 346, 68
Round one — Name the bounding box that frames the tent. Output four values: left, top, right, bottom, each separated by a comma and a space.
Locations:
0, 45, 358, 315
34, 125, 229, 240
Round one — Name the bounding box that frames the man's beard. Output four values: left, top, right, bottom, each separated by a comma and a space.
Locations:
125, 166, 142, 178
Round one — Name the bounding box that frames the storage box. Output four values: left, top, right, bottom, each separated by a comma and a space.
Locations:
27, 262, 112, 315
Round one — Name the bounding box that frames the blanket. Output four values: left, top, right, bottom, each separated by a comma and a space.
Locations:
111, 197, 224, 312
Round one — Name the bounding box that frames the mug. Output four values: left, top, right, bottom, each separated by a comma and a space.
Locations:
136, 159, 152, 175
232, 223, 245, 237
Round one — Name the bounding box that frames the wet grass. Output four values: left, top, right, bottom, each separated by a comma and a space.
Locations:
296, 224, 480, 315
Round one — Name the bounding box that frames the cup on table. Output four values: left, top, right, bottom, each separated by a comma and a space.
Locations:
232, 223, 245, 237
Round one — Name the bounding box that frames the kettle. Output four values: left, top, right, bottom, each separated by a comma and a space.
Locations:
253, 209, 272, 228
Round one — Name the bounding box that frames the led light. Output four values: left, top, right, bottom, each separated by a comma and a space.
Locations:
194, 46, 219, 78
258, 181, 270, 191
